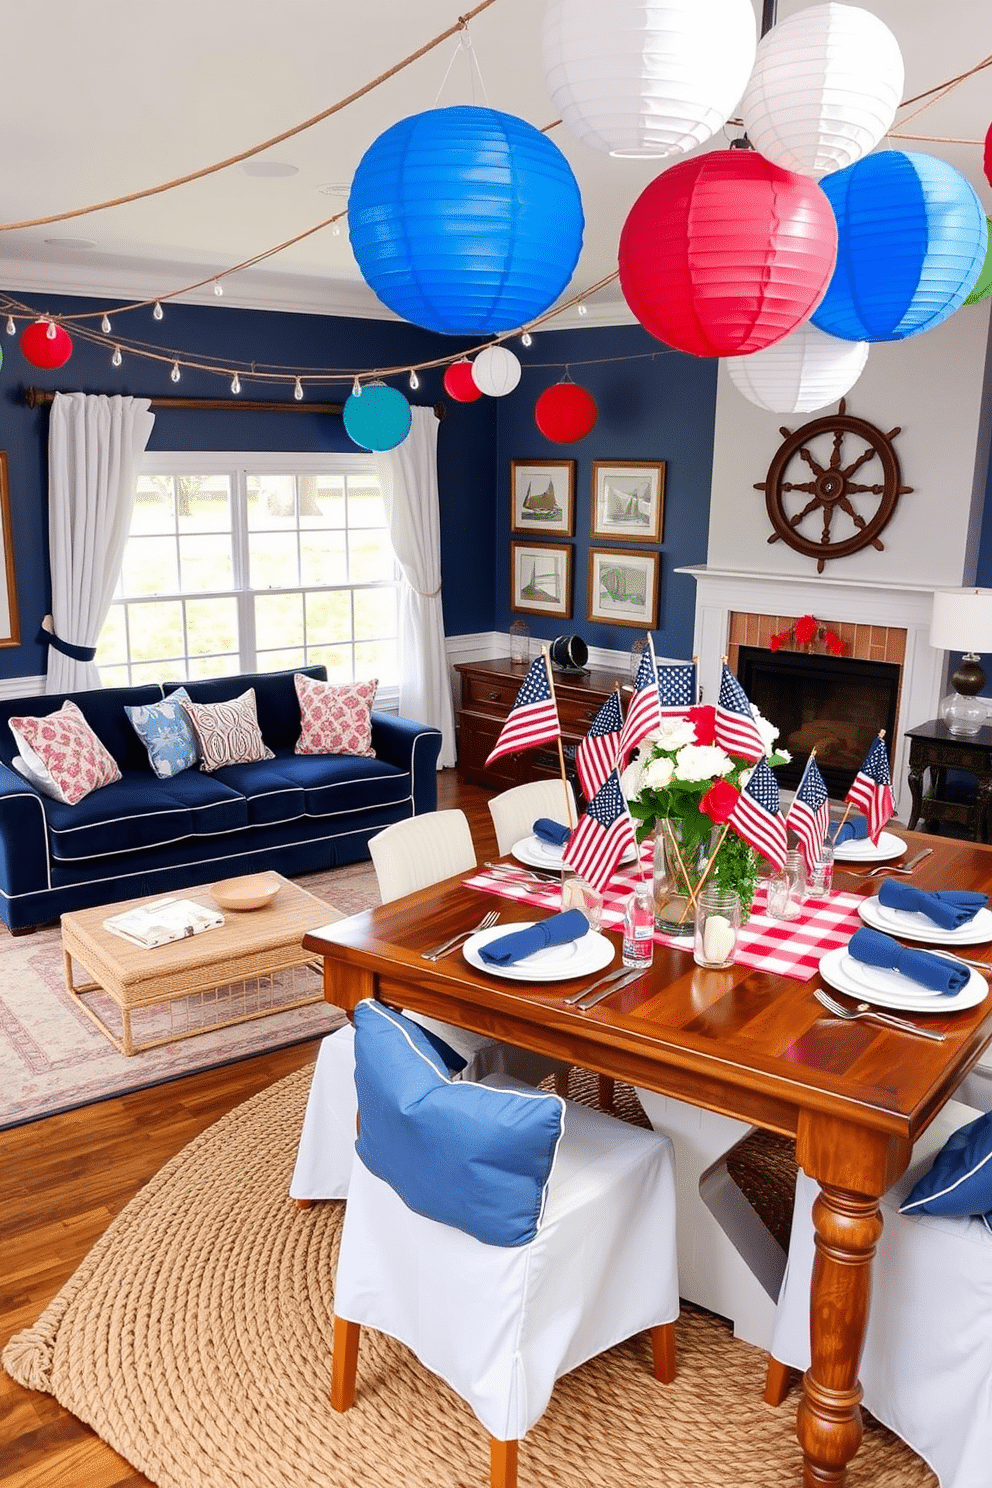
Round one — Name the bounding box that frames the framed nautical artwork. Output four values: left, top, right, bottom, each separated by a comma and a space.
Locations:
591, 460, 665, 543
510, 541, 573, 619
587, 547, 659, 630
510, 460, 575, 536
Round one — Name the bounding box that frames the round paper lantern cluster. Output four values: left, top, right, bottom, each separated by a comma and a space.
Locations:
471, 345, 522, 398
811, 151, 988, 342
21, 319, 73, 369
741, 2, 904, 178
443, 360, 483, 403
541, 0, 756, 158
348, 106, 584, 336
727, 322, 869, 414
534, 382, 598, 442
342, 383, 412, 452
618, 150, 837, 358
965, 220, 992, 306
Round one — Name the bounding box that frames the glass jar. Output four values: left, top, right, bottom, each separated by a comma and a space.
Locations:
806, 841, 834, 899
622, 881, 655, 968
766, 850, 807, 920
693, 885, 741, 969
509, 619, 530, 665
561, 872, 603, 933
653, 818, 717, 935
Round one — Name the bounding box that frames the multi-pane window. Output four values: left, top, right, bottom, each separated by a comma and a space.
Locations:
97, 453, 399, 695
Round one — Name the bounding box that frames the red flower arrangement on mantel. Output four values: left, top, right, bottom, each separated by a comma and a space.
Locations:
769, 614, 848, 656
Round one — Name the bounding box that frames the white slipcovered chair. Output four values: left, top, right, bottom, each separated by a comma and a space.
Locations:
766, 1090, 992, 1488
488, 778, 577, 855
330, 1000, 680, 1488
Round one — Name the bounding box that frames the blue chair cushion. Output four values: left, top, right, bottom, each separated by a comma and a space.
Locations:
353, 1000, 564, 1248
900, 1109, 992, 1234
125, 688, 199, 778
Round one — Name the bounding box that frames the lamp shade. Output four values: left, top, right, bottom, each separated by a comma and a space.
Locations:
21, 319, 73, 369
618, 150, 837, 358
443, 360, 483, 403
534, 382, 597, 441
727, 322, 869, 413
929, 589, 992, 654
348, 106, 584, 335
342, 384, 412, 452
811, 152, 988, 342
964, 220, 992, 306
541, 0, 756, 158
471, 345, 522, 398
741, 2, 904, 178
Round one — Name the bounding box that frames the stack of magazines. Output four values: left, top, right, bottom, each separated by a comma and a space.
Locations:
103, 898, 224, 949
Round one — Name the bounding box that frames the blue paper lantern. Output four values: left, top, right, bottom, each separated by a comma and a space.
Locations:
348, 106, 584, 335
811, 151, 988, 342
342, 384, 412, 452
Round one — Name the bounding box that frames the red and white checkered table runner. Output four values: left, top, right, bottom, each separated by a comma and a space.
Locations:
465, 848, 863, 983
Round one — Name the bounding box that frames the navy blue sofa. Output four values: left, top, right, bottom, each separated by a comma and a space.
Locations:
0, 666, 442, 932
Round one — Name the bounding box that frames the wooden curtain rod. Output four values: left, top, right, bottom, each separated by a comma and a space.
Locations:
23, 387, 447, 418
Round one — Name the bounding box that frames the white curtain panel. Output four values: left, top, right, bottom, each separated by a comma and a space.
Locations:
374, 406, 456, 767
46, 392, 155, 693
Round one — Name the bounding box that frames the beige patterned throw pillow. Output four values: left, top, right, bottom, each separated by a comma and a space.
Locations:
180, 689, 275, 772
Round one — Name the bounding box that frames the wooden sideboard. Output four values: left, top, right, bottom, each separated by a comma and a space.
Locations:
454, 656, 630, 792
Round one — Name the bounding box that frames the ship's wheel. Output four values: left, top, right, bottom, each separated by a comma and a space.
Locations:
754, 399, 913, 573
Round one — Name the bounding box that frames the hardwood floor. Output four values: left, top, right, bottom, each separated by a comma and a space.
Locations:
0, 769, 500, 1488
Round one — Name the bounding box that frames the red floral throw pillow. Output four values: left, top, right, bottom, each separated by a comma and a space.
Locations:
294, 673, 377, 757
9, 700, 122, 805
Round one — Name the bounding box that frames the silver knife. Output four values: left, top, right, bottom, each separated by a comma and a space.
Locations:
562, 965, 631, 1006
576, 968, 644, 1012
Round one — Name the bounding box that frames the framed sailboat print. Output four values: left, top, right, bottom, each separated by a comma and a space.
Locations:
587, 548, 659, 629
591, 460, 665, 543
510, 542, 573, 619
510, 460, 575, 536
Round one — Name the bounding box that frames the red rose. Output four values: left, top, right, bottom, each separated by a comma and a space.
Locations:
794, 615, 818, 645
688, 704, 716, 745
700, 778, 739, 824
824, 629, 847, 656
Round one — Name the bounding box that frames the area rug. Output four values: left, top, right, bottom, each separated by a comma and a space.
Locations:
2, 1067, 935, 1488
0, 861, 379, 1129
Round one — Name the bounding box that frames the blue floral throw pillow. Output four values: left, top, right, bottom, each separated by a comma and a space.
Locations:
125, 688, 200, 779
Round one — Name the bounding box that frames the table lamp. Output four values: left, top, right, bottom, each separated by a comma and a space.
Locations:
929, 588, 992, 734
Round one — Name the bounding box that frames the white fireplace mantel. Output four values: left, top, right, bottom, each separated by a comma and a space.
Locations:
677, 566, 948, 818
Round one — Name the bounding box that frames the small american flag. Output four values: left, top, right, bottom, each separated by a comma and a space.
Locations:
728, 759, 788, 870
484, 655, 561, 767
576, 688, 624, 803
786, 755, 831, 871
714, 664, 766, 763
618, 637, 662, 765
846, 735, 895, 845
563, 769, 638, 893
658, 661, 696, 720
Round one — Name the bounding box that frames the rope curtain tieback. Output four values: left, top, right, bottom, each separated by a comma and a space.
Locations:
409, 582, 442, 599
40, 614, 97, 662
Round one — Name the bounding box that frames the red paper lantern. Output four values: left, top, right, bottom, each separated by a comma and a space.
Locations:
985, 120, 992, 190
534, 382, 597, 442
443, 359, 483, 402
21, 319, 74, 369
618, 150, 837, 358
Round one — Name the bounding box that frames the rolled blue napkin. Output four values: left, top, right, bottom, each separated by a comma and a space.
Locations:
833, 818, 869, 845
479, 909, 589, 966
532, 817, 571, 847
878, 878, 988, 931
847, 928, 969, 995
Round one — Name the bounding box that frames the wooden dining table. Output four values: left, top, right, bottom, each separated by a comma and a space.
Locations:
303, 828, 992, 1487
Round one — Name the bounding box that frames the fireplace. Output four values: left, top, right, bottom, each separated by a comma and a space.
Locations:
738, 646, 900, 798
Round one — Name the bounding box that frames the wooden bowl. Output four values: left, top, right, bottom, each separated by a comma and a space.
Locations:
210, 872, 282, 912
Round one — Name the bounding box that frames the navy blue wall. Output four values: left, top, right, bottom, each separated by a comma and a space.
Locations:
493, 323, 717, 660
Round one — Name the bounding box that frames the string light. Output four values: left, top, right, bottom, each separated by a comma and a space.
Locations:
352, 377, 362, 396
577, 303, 588, 317
521, 331, 533, 347
294, 377, 304, 401
153, 301, 164, 320
331, 223, 341, 236
409, 369, 420, 390
214, 280, 224, 297
101, 313, 112, 334
231, 372, 241, 394
46, 320, 57, 339
111, 346, 122, 367
5, 317, 14, 335
171, 361, 181, 382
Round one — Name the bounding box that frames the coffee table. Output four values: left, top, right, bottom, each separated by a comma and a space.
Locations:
62, 875, 343, 1055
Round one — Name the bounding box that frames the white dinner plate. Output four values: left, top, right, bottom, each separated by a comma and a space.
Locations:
858, 896, 992, 946
818, 946, 987, 1013
832, 830, 906, 864
462, 921, 615, 982
512, 834, 637, 870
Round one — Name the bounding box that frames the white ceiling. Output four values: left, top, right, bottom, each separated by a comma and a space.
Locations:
1, 0, 989, 324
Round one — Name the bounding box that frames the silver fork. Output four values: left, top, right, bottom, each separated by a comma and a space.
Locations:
846, 848, 933, 879
422, 910, 499, 961
814, 987, 946, 1041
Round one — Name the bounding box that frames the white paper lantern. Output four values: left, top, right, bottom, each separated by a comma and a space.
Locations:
726, 322, 869, 414
472, 345, 522, 397
741, 2, 904, 178
541, 0, 757, 158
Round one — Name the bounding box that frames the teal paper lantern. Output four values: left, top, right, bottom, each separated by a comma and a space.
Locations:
811, 151, 987, 341
343, 385, 412, 452
348, 106, 584, 335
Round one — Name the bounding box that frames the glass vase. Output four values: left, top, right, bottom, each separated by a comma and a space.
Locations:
652, 818, 718, 936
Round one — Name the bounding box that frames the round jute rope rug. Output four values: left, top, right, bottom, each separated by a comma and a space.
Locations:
2, 1067, 936, 1488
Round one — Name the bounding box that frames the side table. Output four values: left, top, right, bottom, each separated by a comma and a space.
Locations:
904, 718, 992, 843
